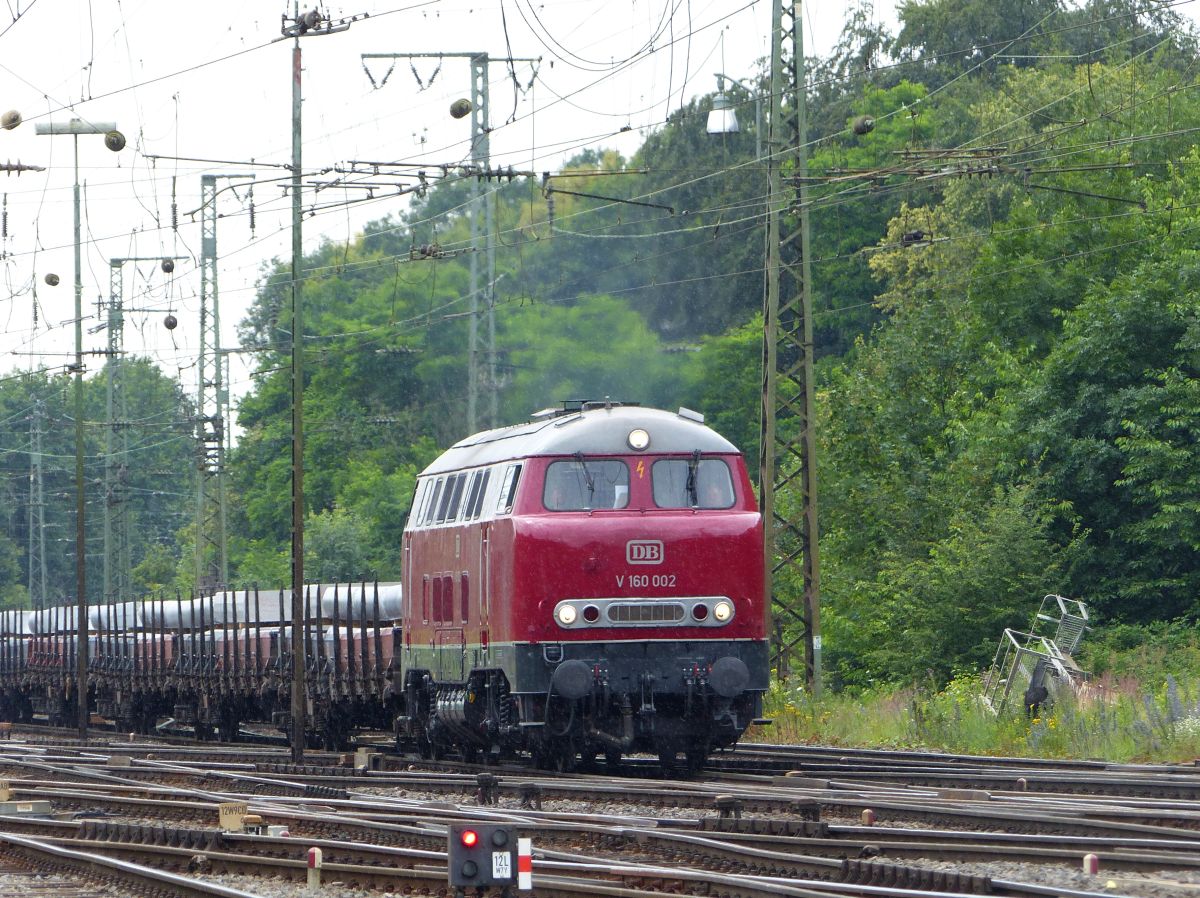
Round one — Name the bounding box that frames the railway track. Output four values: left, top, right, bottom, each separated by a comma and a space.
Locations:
0, 830, 263, 898
2, 730, 1198, 897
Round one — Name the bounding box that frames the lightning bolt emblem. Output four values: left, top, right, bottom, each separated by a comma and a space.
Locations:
636, 460, 645, 479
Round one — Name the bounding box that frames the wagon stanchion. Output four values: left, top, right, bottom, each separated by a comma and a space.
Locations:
372, 582, 384, 699
360, 581, 370, 699
241, 591, 251, 693
228, 590, 240, 741
254, 586, 263, 683
332, 584, 342, 703
175, 588, 186, 698
208, 592, 218, 697
223, 592, 232, 691
276, 586, 286, 725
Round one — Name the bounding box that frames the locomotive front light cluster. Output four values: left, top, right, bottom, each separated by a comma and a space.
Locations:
555, 597, 735, 628
627, 428, 651, 450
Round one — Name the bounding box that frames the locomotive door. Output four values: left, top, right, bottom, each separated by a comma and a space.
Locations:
435, 630, 464, 681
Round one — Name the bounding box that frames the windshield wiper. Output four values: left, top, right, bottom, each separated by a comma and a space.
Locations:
686, 450, 701, 507
574, 451, 596, 508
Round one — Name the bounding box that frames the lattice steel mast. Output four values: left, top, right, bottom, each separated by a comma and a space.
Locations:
761, 0, 821, 690
195, 174, 251, 592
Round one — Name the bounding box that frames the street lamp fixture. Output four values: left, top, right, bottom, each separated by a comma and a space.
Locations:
707, 90, 739, 135
34, 117, 125, 740
707, 74, 762, 161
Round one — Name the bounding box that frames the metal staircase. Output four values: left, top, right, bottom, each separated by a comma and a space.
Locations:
982, 595, 1089, 715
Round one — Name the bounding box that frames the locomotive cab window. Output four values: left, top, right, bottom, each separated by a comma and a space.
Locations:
463, 471, 484, 519
653, 457, 735, 508
464, 469, 491, 520
435, 472, 465, 523
496, 463, 522, 514
544, 458, 630, 511
410, 480, 428, 527
423, 478, 444, 526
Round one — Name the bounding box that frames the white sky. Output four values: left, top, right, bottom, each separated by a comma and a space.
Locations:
1, 0, 1196, 413
0, 0, 858, 410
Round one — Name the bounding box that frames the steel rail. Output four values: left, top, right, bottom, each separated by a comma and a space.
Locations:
0, 832, 263, 898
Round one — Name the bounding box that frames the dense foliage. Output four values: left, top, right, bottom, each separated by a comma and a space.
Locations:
0, 360, 194, 606
1, 0, 1198, 696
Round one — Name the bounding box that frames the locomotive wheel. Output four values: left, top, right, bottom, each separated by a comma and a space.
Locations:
605, 749, 622, 769
685, 747, 707, 774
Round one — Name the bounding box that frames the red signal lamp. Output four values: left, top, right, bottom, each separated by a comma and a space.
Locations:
460, 829, 479, 848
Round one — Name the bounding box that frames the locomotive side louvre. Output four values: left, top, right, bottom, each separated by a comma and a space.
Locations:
400, 404, 770, 769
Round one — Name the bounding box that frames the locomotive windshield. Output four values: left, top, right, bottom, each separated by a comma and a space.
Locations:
653, 458, 735, 508
544, 459, 630, 510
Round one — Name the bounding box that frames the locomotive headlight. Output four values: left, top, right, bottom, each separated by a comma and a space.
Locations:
713, 600, 734, 622
627, 428, 650, 451
556, 604, 578, 626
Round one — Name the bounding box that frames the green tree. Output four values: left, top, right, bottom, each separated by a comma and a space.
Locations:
131, 543, 178, 594
305, 506, 374, 583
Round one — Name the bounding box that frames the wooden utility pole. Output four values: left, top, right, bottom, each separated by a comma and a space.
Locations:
281, 4, 360, 762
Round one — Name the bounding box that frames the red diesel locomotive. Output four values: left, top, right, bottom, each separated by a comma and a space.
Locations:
397, 401, 769, 770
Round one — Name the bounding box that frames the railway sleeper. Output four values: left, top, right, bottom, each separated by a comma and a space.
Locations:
695, 817, 828, 837
79, 820, 227, 853
254, 762, 366, 777
841, 859, 993, 894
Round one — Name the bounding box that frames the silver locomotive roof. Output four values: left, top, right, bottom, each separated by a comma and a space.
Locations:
421, 405, 739, 476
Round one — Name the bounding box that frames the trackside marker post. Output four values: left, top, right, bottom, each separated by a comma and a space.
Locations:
218, 802, 248, 832
518, 837, 532, 890
1083, 853, 1099, 875
307, 846, 323, 890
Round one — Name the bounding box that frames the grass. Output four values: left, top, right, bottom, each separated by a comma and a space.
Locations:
746, 672, 1200, 763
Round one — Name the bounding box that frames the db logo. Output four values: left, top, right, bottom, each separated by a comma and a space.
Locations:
626, 540, 664, 565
